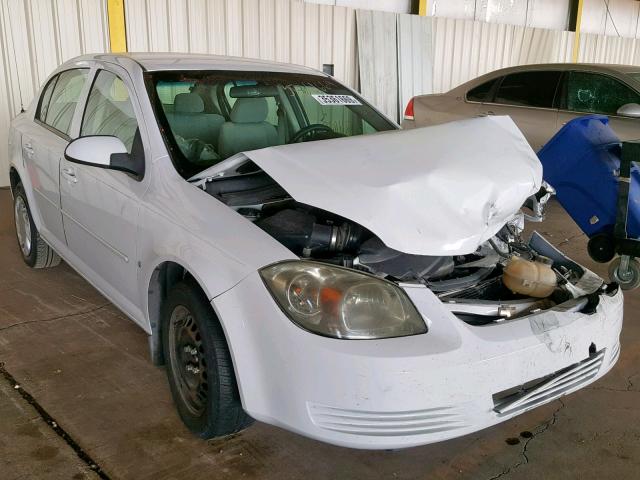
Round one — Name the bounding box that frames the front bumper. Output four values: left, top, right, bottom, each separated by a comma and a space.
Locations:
213, 273, 623, 450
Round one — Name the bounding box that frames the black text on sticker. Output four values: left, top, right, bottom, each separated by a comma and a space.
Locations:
312, 94, 362, 106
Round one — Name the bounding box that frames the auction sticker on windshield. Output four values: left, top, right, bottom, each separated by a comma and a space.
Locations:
312, 94, 362, 106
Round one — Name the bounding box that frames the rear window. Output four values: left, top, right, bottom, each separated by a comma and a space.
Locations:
37, 75, 58, 123
37, 69, 88, 135
494, 71, 561, 109
466, 78, 498, 102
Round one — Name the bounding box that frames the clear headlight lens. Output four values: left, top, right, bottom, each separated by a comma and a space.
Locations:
260, 261, 427, 339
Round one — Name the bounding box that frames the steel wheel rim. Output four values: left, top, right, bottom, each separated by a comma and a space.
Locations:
168, 305, 208, 416
14, 196, 31, 257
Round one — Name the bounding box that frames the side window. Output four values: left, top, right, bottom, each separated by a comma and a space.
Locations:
41, 69, 88, 134
564, 71, 640, 115
494, 71, 561, 108
37, 75, 59, 123
81, 70, 139, 152
467, 78, 499, 102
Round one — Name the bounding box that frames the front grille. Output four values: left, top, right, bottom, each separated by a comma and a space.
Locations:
308, 403, 467, 437
493, 348, 606, 417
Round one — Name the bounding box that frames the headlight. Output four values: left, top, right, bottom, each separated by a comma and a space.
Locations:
260, 261, 427, 339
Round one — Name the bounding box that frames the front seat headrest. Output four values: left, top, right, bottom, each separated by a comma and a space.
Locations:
174, 92, 204, 114
230, 97, 269, 123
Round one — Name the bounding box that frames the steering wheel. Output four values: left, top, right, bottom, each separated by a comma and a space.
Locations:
291, 123, 335, 143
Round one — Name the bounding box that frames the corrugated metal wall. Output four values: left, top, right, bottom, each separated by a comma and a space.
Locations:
397, 13, 433, 122
0, 0, 109, 187
581, 0, 640, 38
427, 0, 572, 31
358, 13, 575, 122
306, 0, 411, 14
124, 0, 358, 89
578, 32, 640, 65
356, 10, 398, 120
431, 17, 574, 93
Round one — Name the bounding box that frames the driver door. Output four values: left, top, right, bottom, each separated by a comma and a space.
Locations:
557, 71, 640, 142
60, 66, 148, 322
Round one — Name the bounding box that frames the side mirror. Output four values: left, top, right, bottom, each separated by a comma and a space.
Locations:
617, 103, 640, 118
64, 136, 143, 178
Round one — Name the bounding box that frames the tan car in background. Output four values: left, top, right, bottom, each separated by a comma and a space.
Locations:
403, 63, 640, 151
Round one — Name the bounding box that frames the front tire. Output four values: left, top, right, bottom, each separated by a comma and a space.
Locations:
13, 183, 61, 269
162, 281, 252, 438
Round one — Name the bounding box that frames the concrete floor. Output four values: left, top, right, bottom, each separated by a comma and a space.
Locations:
0, 187, 639, 480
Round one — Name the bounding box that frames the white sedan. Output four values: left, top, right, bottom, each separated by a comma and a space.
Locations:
8, 53, 623, 449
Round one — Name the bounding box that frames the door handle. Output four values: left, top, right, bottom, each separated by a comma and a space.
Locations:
62, 167, 77, 183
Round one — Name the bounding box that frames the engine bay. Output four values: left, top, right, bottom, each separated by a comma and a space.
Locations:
197, 163, 604, 325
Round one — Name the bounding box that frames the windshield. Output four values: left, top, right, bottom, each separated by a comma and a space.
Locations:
629, 73, 640, 84
147, 70, 397, 178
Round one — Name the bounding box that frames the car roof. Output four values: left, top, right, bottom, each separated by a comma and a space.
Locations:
484, 63, 640, 75
450, 62, 640, 93
67, 52, 326, 75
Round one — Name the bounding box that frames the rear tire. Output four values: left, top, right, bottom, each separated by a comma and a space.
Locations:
162, 280, 252, 438
13, 183, 61, 269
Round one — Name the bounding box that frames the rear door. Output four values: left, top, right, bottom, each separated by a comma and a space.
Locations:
412, 79, 493, 127
21, 68, 89, 246
557, 71, 640, 142
481, 70, 562, 151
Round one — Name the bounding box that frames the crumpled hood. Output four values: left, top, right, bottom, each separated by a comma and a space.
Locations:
197, 116, 542, 256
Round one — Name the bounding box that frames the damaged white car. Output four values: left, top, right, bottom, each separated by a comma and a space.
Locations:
8, 54, 622, 449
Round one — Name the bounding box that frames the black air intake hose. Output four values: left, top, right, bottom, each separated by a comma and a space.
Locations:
257, 209, 362, 254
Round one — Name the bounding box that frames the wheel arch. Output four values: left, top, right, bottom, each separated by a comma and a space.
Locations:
146, 259, 222, 366
8, 162, 44, 231
9, 166, 21, 195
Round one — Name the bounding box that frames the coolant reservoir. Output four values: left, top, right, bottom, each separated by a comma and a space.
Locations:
503, 257, 557, 298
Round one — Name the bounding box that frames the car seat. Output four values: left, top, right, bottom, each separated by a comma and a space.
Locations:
166, 92, 224, 147
217, 97, 278, 157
